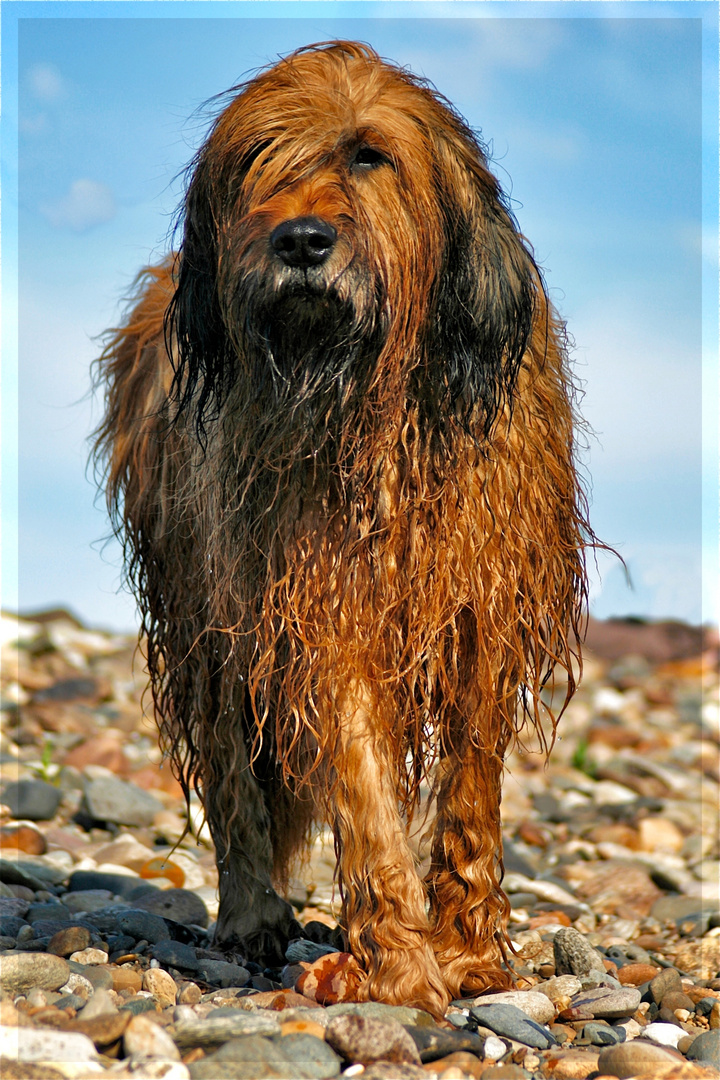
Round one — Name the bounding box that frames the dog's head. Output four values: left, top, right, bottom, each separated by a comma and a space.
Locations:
168, 41, 541, 438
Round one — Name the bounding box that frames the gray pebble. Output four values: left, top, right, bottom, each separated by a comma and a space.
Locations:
67, 870, 156, 900
174, 1012, 281, 1050
0, 897, 31, 918
117, 907, 171, 941
469, 1003, 556, 1049
57, 992, 87, 1011
650, 894, 711, 922
196, 958, 250, 988
581, 1021, 625, 1045
217, 1032, 341, 1077
0, 779, 62, 821
0, 916, 26, 937
68, 962, 113, 991
133, 887, 209, 928
324, 1002, 434, 1027
82, 906, 170, 943
61, 889, 114, 913
0, 859, 49, 891
286, 938, 340, 963
28, 921, 72, 940
325, 1013, 421, 1065
190, 1033, 341, 1079
614, 943, 653, 964
173, 1005, 198, 1023
151, 939, 200, 971
188, 1064, 258, 1080
119, 997, 159, 1016
276, 1033, 342, 1076
84, 775, 164, 828
685, 1029, 720, 1067
568, 984, 641, 1019
26, 901, 70, 924
404, 1023, 486, 1062
553, 926, 606, 977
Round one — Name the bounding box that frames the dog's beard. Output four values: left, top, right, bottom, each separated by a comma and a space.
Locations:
236, 271, 385, 431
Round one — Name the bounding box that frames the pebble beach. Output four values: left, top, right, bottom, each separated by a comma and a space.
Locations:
0, 608, 718, 1080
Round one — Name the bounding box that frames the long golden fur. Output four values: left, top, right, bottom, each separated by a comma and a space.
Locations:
93, 41, 591, 1017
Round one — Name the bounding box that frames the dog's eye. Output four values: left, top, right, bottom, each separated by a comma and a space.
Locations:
351, 145, 392, 172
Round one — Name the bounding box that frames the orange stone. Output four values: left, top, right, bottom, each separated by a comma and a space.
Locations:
280, 1018, 327, 1040
138, 857, 185, 888
295, 951, 364, 1005
110, 966, 143, 994
617, 962, 662, 986
528, 911, 572, 930
63, 735, 130, 775
0, 823, 46, 855
132, 764, 185, 799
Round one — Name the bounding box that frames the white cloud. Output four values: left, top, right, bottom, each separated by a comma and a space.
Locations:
497, 122, 585, 167
40, 179, 117, 233
570, 302, 701, 478
589, 541, 706, 625
27, 63, 66, 103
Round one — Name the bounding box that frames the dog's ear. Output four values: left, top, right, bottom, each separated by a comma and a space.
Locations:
165, 158, 236, 440
432, 138, 541, 435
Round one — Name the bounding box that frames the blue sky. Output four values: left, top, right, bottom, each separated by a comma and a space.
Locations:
2, 1, 717, 632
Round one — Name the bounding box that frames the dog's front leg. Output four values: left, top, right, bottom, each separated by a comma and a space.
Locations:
327, 681, 450, 1018
426, 744, 513, 999
205, 744, 301, 966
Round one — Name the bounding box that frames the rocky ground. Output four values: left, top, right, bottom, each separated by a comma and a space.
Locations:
0, 609, 718, 1080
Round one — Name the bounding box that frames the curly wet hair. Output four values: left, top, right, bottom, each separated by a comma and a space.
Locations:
93, 41, 592, 1017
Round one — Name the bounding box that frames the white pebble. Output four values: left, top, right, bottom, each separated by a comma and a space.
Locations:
484, 1036, 507, 1061
69, 948, 109, 965
59, 973, 94, 1000
124, 1013, 181, 1061
643, 1022, 685, 1048
466, 990, 555, 1025
0, 1025, 97, 1062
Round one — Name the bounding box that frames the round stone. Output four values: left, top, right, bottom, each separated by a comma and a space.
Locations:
47, 926, 92, 957
133, 888, 209, 928
598, 1039, 685, 1078
123, 1013, 181, 1061
553, 927, 605, 977
686, 1029, 720, 1067
110, 966, 143, 994
143, 966, 178, 1006
0, 779, 62, 822
324, 1014, 422, 1065
649, 966, 682, 1004
0, 952, 70, 995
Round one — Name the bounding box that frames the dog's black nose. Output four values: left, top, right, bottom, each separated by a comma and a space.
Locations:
270, 216, 337, 268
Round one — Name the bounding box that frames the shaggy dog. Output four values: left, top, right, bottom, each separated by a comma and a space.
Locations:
94, 41, 591, 1017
